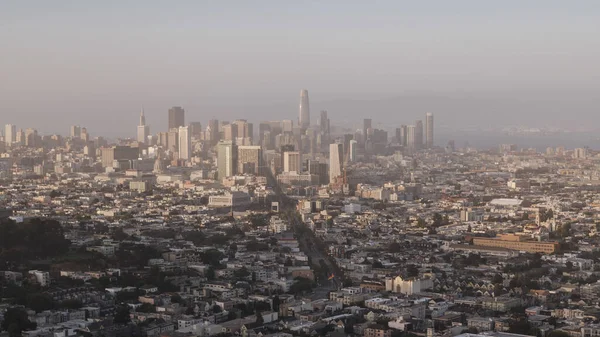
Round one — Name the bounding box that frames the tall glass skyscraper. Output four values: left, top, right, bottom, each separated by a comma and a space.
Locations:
299, 89, 310, 129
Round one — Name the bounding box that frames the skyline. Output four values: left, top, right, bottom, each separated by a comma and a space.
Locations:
2, 1, 600, 135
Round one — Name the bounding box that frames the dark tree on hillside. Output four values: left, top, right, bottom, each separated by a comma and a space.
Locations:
1, 307, 37, 337
0, 218, 70, 268
114, 305, 131, 325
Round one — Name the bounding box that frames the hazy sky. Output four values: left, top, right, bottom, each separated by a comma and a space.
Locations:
1, 1, 599, 136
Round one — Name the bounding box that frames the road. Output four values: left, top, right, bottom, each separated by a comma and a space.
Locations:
265, 170, 340, 299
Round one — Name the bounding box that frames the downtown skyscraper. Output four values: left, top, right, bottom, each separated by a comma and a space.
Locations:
137, 108, 149, 144
178, 126, 191, 160
217, 140, 237, 180
168, 106, 185, 130
4, 124, 16, 146
329, 142, 343, 184
299, 89, 310, 129
425, 112, 434, 148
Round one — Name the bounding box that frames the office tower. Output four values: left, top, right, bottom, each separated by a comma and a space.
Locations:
167, 129, 179, 153
157, 132, 168, 147
425, 112, 434, 148
15, 129, 25, 146
319, 110, 329, 133
406, 125, 417, 149
363, 119, 372, 140
137, 108, 150, 144
101, 145, 139, 168
415, 120, 424, 149
70, 125, 81, 139
233, 119, 253, 144
329, 143, 343, 184
574, 148, 588, 159
25, 128, 38, 148
80, 127, 89, 142
178, 126, 191, 160
258, 122, 271, 147
189, 122, 202, 137
237, 145, 262, 175
223, 124, 237, 142
349, 140, 358, 162
307, 159, 328, 185
4, 124, 16, 146
282, 120, 293, 133
217, 141, 237, 180
168, 106, 185, 130
299, 89, 310, 129
283, 151, 301, 173
205, 119, 219, 145
397, 125, 408, 146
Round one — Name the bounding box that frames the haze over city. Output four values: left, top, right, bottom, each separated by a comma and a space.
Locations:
2, 1, 600, 142
6, 3, 600, 337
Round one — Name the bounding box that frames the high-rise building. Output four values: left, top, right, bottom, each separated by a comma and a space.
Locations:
137, 108, 149, 144
167, 129, 179, 153
189, 122, 202, 137
237, 145, 262, 175
70, 125, 81, 139
178, 126, 191, 160
80, 127, 89, 142
258, 122, 271, 148
319, 110, 329, 133
217, 141, 237, 180
349, 140, 358, 163
406, 125, 417, 149
4, 124, 16, 146
223, 124, 237, 142
233, 119, 253, 144
25, 128, 38, 148
363, 119, 372, 140
397, 125, 408, 146
415, 120, 424, 149
425, 113, 434, 148
15, 129, 25, 146
206, 119, 219, 145
299, 89, 310, 129
329, 143, 343, 184
283, 151, 301, 173
282, 120, 293, 133
168, 106, 185, 130
101, 146, 139, 168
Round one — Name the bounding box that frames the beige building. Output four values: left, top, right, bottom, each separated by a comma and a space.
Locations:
237, 145, 262, 175
472, 234, 558, 254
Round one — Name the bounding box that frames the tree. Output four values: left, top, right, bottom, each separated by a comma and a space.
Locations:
406, 264, 419, 278
171, 294, 183, 304
205, 267, 216, 280
492, 274, 504, 284
136, 303, 155, 313
388, 241, 402, 253
565, 261, 574, 271
234, 267, 251, 279
272, 295, 280, 312
559, 223, 571, 238
114, 305, 131, 325
432, 213, 443, 227
27, 293, 54, 313
255, 311, 264, 325
1, 307, 36, 337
